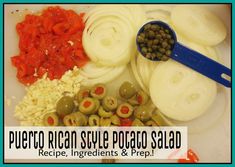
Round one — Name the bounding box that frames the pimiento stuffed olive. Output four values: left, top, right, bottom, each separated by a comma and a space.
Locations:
102, 96, 118, 111
119, 81, 136, 99
56, 96, 75, 118
100, 117, 111, 126
63, 112, 88, 126
116, 103, 133, 118
137, 23, 175, 61
79, 97, 96, 115
136, 91, 149, 105
43, 112, 59, 126
91, 84, 107, 99
134, 105, 152, 122
75, 88, 90, 103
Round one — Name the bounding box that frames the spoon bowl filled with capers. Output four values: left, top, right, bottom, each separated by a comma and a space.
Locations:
136, 21, 231, 88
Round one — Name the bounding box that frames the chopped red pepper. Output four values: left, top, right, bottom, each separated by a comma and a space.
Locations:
11, 6, 89, 85
120, 118, 133, 126
178, 149, 199, 163
120, 106, 129, 114
47, 116, 54, 125
95, 87, 104, 95
83, 101, 92, 108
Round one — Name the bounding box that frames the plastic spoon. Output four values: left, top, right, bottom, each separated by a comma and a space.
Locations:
136, 21, 231, 88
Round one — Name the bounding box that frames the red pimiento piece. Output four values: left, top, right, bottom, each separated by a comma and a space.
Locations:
137, 94, 142, 104
83, 101, 91, 108
120, 118, 133, 126
47, 116, 54, 125
11, 6, 89, 85
120, 106, 129, 114
178, 149, 199, 163
95, 87, 104, 95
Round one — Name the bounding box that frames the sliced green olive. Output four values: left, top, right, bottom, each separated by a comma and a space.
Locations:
98, 106, 113, 118
119, 81, 136, 99
56, 96, 75, 118
110, 115, 121, 126
43, 112, 59, 126
79, 97, 96, 115
100, 117, 111, 126
132, 118, 144, 126
116, 103, 133, 118
102, 96, 118, 111
93, 98, 100, 113
90, 83, 107, 100
63, 112, 88, 126
88, 115, 100, 126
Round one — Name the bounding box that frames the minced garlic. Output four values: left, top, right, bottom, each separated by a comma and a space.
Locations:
14, 67, 84, 126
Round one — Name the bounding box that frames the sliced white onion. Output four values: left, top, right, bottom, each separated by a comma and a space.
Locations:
171, 5, 227, 46
149, 60, 217, 121
83, 5, 146, 66
80, 62, 126, 86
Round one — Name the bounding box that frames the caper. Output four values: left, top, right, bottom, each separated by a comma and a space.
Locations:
56, 96, 75, 118
156, 52, 163, 59
150, 25, 158, 31
166, 45, 171, 50
160, 30, 165, 34
162, 42, 168, 48
144, 24, 151, 30
148, 30, 155, 39
169, 39, 175, 44
137, 36, 144, 43
148, 48, 153, 53
165, 29, 169, 34
140, 33, 145, 38
146, 53, 152, 59
153, 39, 159, 45
159, 48, 166, 53
152, 45, 157, 50
166, 50, 172, 56
166, 34, 171, 39
147, 40, 153, 47
156, 34, 162, 39
140, 44, 146, 48
141, 47, 147, 54
161, 55, 169, 61
151, 53, 157, 60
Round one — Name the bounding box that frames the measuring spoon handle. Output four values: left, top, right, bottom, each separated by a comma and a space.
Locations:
171, 42, 231, 87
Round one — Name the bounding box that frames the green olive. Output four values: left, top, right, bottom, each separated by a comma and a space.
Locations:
88, 115, 100, 126
75, 88, 90, 103
102, 96, 118, 111
119, 81, 136, 99
145, 120, 158, 126
79, 97, 96, 115
116, 103, 133, 118
56, 96, 75, 118
132, 118, 144, 126
90, 84, 106, 100
100, 117, 111, 126
93, 98, 100, 113
110, 115, 121, 126
63, 112, 88, 126
43, 112, 59, 126
152, 113, 168, 126
134, 105, 152, 122
98, 106, 113, 118
136, 91, 149, 105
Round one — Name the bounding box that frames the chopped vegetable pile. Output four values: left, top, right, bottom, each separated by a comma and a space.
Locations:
11, 6, 89, 85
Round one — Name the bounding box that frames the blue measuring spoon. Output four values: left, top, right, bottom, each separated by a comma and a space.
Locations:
136, 21, 231, 88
